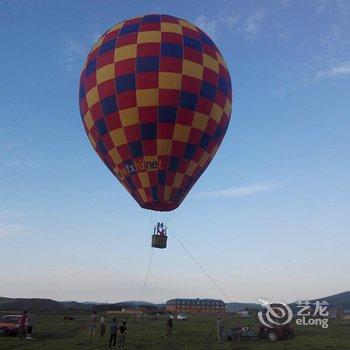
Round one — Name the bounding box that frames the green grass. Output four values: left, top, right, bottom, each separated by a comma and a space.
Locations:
0, 314, 350, 350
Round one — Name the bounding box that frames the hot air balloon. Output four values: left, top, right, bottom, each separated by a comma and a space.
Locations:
79, 14, 232, 248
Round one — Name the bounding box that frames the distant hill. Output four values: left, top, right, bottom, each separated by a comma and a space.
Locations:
0, 297, 12, 305
0, 298, 64, 313
315, 291, 350, 306
291, 291, 350, 308
1, 291, 349, 314
0, 297, 161, 313
119, 301, 156, 306
225, 292, 350, 313
60, 301, 95, 311
225, 302, 261, 312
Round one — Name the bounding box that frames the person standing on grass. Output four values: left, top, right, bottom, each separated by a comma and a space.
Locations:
89, 310, 97, 336
165, 315, 174, 338
216, 316, 224, 343
100, 314, 106, 337
25, 313, 34, 340
118, 321, 127, 348
18, 310, 27, 337
109, 317, 118, 348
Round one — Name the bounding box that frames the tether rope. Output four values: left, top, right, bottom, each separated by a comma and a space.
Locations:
140, 209, 231, 303
136, 247, 154, 314
166, 226, 231, 303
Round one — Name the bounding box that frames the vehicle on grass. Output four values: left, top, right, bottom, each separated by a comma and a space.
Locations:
0, 315, 21, 336
237, 310, 250, 318
223, 326, 256, 341
177, 313, 188, 320
223, 324, 295, 343
63, 316, 76, 321
259, 324, 295, 342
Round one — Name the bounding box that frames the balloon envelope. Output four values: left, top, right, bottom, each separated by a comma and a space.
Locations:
79, 14, 232, 211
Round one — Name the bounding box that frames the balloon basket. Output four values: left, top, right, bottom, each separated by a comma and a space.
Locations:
151, 234, 167, 249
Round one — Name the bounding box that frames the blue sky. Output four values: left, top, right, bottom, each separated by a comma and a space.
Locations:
0, 0, 349, 303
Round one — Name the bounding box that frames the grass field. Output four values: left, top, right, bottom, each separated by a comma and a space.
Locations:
0, 314, 350, 350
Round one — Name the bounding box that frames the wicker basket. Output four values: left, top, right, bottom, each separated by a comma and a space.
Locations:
151, 234, 167, 249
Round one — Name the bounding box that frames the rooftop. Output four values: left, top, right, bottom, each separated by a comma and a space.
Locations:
166, 298, 225, 305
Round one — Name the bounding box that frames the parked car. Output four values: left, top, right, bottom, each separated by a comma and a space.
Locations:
63, 316, 76, 321
0, 315, 21, 336
177, 313, 188, 320
237, 310, 250, 318
224, 326, 257, 341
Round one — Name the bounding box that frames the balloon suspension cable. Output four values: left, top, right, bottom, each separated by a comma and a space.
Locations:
163, 210, 176, 227
143, 209, 157, 227
136, 247, 154, 315
142, 205, 177, 231
166, 226, 231, 303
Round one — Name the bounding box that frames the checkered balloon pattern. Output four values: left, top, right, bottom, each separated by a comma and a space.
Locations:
79, 14, 232, 212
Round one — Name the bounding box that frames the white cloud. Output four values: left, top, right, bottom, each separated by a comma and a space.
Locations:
1, 159, 43, 168
220, 7, 267, 39
1, 142, 42, 168
280, 0, 290, 9
57, 25, 107, 73
316, 61, 350, 78
314, 0, 348, 14
0, 211, 23, 238
194, 15, 216, 38
297, 4, 350, 82
191, 183, 285, 199
222, 13, 240, 28
316, 0, 328, 14
243, 8, 267, 38
59, 38, 89, 72
271, 87, 286, 97
3, 142, 22, 149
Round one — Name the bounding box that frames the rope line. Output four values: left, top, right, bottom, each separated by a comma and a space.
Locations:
166, 226, 231, 303
136, 247, 154, 313
144, 209, 157, 228
140, 209, 230, 303
163, 210, 176, 227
